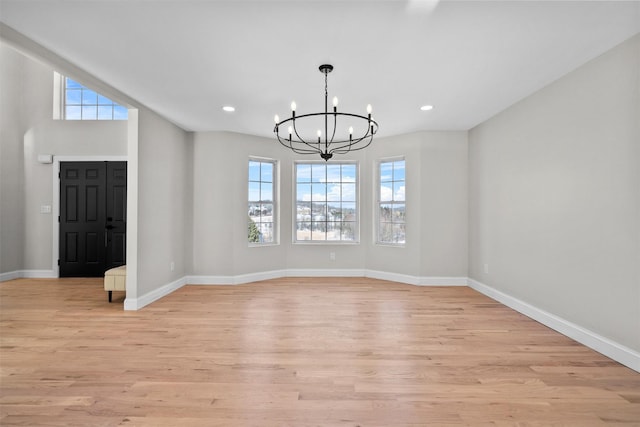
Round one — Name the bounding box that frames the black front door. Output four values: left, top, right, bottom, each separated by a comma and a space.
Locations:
59, 161, 127, 277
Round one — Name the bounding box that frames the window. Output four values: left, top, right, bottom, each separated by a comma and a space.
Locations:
248, 158, 277, 245
295, 162, 358, 243
58, 74, 128, 120
378, 158, 405, 245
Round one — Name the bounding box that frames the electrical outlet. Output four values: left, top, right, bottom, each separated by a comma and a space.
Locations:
330, 252, 336, 261
484, 263, 489, 274
170, 261, 175, 271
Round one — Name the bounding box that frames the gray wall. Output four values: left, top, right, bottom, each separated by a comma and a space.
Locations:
0, 41, 193, 305
135, 107, 191, 296
5, 26, 636, 361
191, 131, 290, 276
191, 130, 469, 278
364, 131, 468, 278
469, 34, 640, 352
0, 42, 127, 274
0, 44, 26, 273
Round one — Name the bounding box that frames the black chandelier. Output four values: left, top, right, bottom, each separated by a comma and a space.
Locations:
273, 64, 379, 161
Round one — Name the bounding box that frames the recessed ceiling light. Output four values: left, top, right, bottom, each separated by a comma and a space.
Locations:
222, 106, 235, 112
420, 105, 434, 111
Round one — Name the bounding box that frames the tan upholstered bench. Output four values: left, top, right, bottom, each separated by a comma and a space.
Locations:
104, 265, 126, 302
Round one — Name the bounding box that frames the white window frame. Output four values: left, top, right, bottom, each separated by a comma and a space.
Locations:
293, 160, 360, 244
376, 156, 406, 246
53, 72, 128, 121
53, 72, 64, 120
248, 156, 279, 246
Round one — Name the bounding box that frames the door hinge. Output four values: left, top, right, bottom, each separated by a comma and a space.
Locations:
58, 215, 60, 223
57, 259, 60, 266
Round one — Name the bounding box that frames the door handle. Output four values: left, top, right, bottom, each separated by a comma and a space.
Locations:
105, 224, 114, 248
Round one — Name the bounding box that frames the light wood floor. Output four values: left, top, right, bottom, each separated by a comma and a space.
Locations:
1, 277, 639, 426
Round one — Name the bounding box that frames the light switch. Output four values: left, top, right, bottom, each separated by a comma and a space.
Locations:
40, 205, 52, 214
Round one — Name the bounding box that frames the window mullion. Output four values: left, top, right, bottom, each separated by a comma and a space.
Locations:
295, 161, 358, 243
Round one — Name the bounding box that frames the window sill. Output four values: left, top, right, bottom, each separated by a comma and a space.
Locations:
293, 241, 360, 245
248, 243, 280, 248
375, 242, 406, 248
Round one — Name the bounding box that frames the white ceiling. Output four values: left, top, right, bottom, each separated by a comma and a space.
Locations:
1, 1, 639, 139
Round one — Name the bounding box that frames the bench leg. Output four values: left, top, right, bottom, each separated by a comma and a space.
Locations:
108, 290, 112, 303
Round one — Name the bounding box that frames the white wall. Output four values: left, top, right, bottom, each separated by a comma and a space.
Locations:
469, 34, 640, 352
191, 130, 469, 279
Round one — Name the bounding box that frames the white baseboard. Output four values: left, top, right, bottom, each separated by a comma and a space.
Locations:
365, 269, 420, 284
467, 278, 640, 373
187, 269, 369, 285
0, 270, 57, 282
287, 268, 366, 278
185, 269, 462, 287
130, 269, 371, 308
22, 270, 57, 278
418, 276, 468, 286
186, 269, 288, 285
124, 276, 186, 311
0, 271, 22, 282
185, 275, 236, 285
5, 267, 636, 372
365, 270, 468, 286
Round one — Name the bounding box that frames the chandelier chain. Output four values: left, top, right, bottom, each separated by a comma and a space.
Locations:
273, 64, 378, 161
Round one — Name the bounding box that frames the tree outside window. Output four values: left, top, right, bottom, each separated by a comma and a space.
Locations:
378, 159, 405, 245
248, 158, 277, 245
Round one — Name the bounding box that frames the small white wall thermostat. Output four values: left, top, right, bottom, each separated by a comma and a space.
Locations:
37, 154, 53, 164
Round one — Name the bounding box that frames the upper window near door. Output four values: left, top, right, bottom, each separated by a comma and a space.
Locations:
248, 158, 278, 245
53, 72, 128, 120
294, 161, 359, 243
377, 158, 406, 245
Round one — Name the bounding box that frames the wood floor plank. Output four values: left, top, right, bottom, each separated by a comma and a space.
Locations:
1, 277, 639, 425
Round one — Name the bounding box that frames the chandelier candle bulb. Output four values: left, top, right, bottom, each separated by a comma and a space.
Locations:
274, 114, 279, 123
273, 64, 378, 161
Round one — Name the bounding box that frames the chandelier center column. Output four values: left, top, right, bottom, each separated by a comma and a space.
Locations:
273, 64, 378, 161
